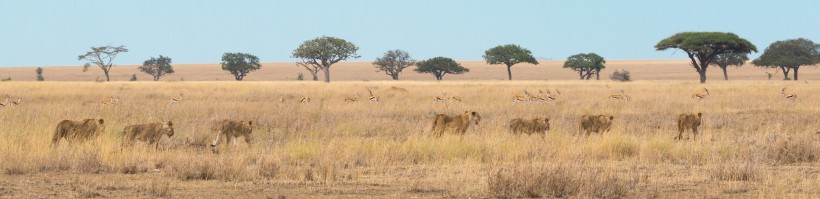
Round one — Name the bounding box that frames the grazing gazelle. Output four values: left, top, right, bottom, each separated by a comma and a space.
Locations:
781, 88, 797, 101
512, 90, 531, 104
367, 89, 379, 103
450, 96, 462, 103
609, 89, 631, 101
692, 88, 710, 100
299, 97, 311, 104
344, 93, 361, 103
170, 93, 184, 104
101, 96, 119, 105
434, 92, 447, 103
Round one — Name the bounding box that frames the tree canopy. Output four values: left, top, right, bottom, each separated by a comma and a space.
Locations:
78, 45, 128, 81
710, 53, 748, 80
655, 32, 756, 83
373, 49, 416, 80
139, 55, 175, 81
292, 36, 359, 82
414, 57, 469, 80
483, 44, 538, 80
221, 52, 261, 81
562, 53, 606, 80
752, 38, 820, 81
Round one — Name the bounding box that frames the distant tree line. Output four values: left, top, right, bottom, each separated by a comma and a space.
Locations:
48, 34, 819, 83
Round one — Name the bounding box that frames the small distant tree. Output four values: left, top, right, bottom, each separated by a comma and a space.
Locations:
221, 52, 261, 81
297, 73, 304, 81
710, 53, 748, 80
130, 74, 138, 81
139, 55, 175, 81
483, 44, 539, 80
655, 32, 757, 83
414, 57, 469, 80
78, 45, 128, 81
752, 38, 820, 81
563, 53, 606, 80
292, 36, 360, 82
35, 67, 44, 81
610, 69, 631, 82
373, 49, 416, 80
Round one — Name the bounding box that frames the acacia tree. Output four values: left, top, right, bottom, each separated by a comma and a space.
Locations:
292, 36, 359, 82
414, 57, 469, 80
752, 38, 820, 81
36, 67, 44, 81
655, 32, 756, 83
563, 53, 606, 80
139, 55, 175, 81
483, 44, 539, 80
373, 49, 416, 80
710, 53, 748, 80
78, 45, 128, 81
221, 52, 261, 81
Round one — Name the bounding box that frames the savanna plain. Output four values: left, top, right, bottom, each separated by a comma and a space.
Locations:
0, 61, 819, 198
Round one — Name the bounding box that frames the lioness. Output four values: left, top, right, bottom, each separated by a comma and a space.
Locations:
579, 115, 614, 136
210, 120, 253, 154
431, 111, 481, 137
509, 117, 550, 136
122, 121, 175, 150
51, 119, 105, 147
675, 113, 702, 140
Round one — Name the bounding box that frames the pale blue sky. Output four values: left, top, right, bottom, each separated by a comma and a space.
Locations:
1, 0, 818, 67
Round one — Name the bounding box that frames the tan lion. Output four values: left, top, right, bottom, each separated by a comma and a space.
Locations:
431, 111, 481, 137
579, 115, 614, 136
51, 119, 105, 147
509, 117, 550, 136
210, 120, 253, 154
121, 121, 175, 150
675, 113, 702, 140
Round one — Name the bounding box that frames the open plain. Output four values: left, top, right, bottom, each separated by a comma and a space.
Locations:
1, 61, 819, 198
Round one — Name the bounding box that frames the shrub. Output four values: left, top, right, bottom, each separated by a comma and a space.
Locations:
130, 74, 138, 81
487, 165, 632, 198
297, 73, 304, 81
610, 69, 631, 82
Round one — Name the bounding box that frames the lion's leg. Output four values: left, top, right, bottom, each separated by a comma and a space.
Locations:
692, 127, 698, 140
211, 132, 223, 147
675, 127, 684, 140
232, 136, 238, 147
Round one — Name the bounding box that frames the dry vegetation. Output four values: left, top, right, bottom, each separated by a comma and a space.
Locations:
0, 80, 819, 198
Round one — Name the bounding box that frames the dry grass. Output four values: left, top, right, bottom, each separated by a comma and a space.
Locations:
0, 80, 819, 197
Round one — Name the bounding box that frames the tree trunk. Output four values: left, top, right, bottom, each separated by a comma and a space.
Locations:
154, 75, 160, 81
234, 74, 243, 81
721, 66, 728, 80
578, 71, 585, 80
311, 73, 318, 81
103, 70, 111, 81
506, 65, 513, 80
780, 66, 791, 80
391, 73, 399, 80
323, 67, 331, 83
595, 69, 600, 80
793, 66, 799, 81
698, 69, 707, 84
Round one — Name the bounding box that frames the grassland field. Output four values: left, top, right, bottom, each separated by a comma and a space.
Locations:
0, 79, 818, 198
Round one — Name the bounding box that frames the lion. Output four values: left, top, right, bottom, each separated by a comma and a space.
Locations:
121, 121, 175, 150
51, 119, 105, 147
210, 120, 253, 154
509, 117, 550, 136
579, 115, 614, 136
431, 111, 481, 137
675, 113, 702, 140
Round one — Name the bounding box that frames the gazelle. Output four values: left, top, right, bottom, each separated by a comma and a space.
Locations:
299, 97, 311, 104
10, 98, 20, 107
344, 93, 361, 103
170, 93, 184, 104
781, 88, 797, 101
101, 96, 119, 105
692, 88, 710, 100
609, 89, 631, 101
367, 89, 379, 103
512, 90, 530, 104
0, 96, 10, 107
434, 92, 447, 103
450, 96, 462, 102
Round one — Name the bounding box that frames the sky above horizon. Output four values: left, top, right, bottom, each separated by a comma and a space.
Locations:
1, 0, 819, 67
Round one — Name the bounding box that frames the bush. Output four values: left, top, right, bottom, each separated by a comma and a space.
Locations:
130, 74, 138, 81
610, 69, 631, 82
487, 165, 632, 198
297, 73, 304, 81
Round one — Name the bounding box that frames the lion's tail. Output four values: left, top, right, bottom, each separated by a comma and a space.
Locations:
51, 123, 64, 147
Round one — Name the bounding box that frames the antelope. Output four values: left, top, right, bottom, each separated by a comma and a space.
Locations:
299, 97, 311, 104
512, 90, 531, 104
555, 89, 561, 96
0, 96, 9, 107
450, 96, 462, 102
434, 92, 447, 103
344, 93, 361, 103
170, 93, 184, 104
692, 88, 710, 100
781, 88, 797, 101
101, 96, 119, 105
609, 89, 631, 101
10, 98, 20, 107
545, 90, 556, 101
367, 89, 379, 103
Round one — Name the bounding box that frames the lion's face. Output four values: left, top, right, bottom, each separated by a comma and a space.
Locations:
163, 121, 175, 137
468, 111, 481, 128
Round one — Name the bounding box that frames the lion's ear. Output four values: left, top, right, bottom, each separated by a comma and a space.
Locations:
609, 116, 614, 120
98, 119, 105, 125
167, 121, 174, 126
545, 118, 550, 122
697, 112, 702, 117
248, 121, 253, 126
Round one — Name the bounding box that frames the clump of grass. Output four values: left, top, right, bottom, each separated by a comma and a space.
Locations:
73, 149, 109, 173
764, 135, 819, 165
589, 135, 639, 160
167, 156, 216, 180
487, 164, 632, 198
708, 161, 757, 181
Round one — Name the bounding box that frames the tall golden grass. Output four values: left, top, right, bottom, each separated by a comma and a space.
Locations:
0, 80, 818, 197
